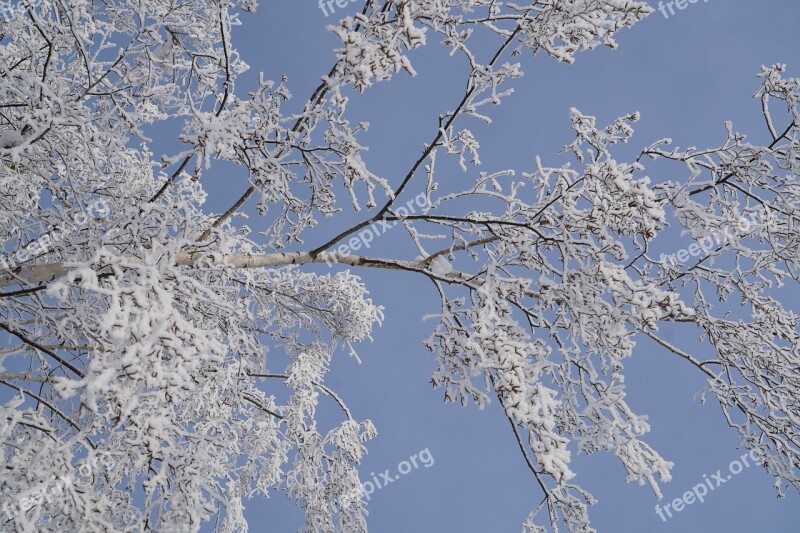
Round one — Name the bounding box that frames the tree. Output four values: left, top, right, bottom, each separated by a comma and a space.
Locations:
0, 1, 798, 531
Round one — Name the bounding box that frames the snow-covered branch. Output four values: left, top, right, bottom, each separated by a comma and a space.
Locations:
3, 1, 799, 532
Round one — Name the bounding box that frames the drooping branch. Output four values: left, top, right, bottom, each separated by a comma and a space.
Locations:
0, 322, 85, 378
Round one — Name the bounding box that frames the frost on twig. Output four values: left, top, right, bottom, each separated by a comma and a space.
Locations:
2, 1, 799, 532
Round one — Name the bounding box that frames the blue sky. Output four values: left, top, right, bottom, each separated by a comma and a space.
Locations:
202, 1, 800, 532
207, 2, 800, 532
3, 1, 799, 532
